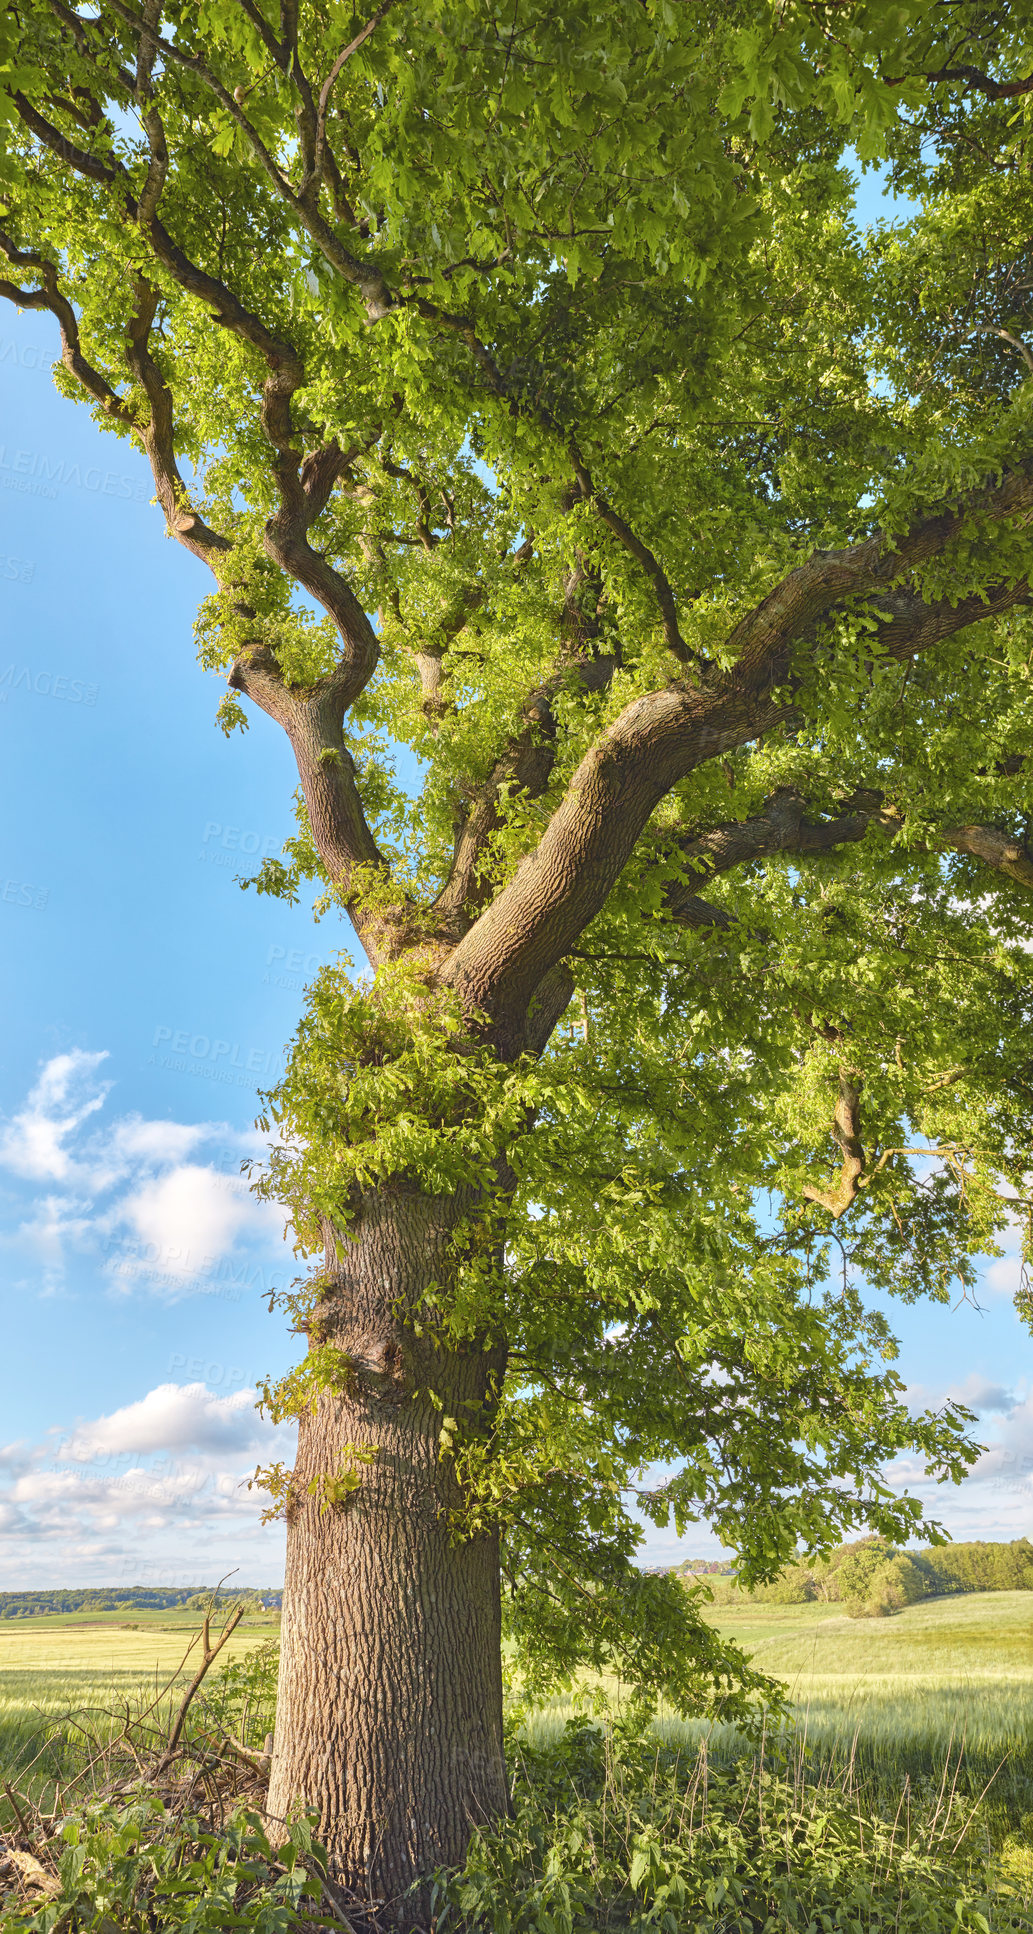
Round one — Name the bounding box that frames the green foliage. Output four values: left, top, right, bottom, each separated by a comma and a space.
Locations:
6, 1622, 1033, 1927
438, 1718, 1033, 1934
199, 1640, 280, 1755
4, 1797, 329, 1932
246, 1461, 294, 1526
305, 1441, 380, 1515
256, 1344, 354, 1425
252, 959, 536, 1241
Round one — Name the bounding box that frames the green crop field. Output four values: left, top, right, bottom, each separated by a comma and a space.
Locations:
2, 1593, 1031, 1868
698, 1589, 1033, 1759
0, 1609, 278, 1805
4, 1594, 1030, 1796
516, 1592, 1033, 1841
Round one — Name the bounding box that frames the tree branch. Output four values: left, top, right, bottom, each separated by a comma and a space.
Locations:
443, 484, 1033, 1039
95, 0, 395, 317
802, 1075, 865, 1220
663, 787, 1033, 926
0, 233, 137, 427
432, 643, 620, 937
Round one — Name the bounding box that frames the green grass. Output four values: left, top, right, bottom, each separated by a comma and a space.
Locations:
2, 1593, 1030, 1862
518, 1592, 1033, 1838
1, 1595, 1030, 1927
0, 1611, 276, 1807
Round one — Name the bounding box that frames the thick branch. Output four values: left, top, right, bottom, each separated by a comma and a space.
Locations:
666, 788, 888, 925
432, 646, 620, 937
916, 63, 1033, 102
665, 788, 1033, 927
942, 822, 1033, 889
443, 520, 1033, 1037
803, 1075, 865, 1220
125, 278, 232, 567
263, 428, 380, 707
725, 471, 1033, 698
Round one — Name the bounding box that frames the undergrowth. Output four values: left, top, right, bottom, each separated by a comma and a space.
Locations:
436, 1716, 1033, 1933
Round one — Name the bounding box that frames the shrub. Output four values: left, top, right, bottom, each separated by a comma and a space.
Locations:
2, 1796, 328, 1931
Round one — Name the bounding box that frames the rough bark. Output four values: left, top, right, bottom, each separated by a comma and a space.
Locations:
265, 1187, 509, 1921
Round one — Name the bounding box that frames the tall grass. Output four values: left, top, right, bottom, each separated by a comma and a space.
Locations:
446, 1717, 1033, 1932
514, 1592, 1033, 1840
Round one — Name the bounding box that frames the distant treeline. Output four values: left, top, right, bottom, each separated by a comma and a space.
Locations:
700, 1538, 1033, 1619
678, 1559, 736, 1575
0, 1586, 282, 1618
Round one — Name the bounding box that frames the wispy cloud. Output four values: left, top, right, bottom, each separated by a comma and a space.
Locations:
0, 1052, 286, 1299
0, 1049, 111, 1182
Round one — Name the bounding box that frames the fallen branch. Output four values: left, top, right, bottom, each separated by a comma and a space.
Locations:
1, 1781, 32, 1838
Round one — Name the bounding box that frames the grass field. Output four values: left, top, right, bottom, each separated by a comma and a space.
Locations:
516, 1592, 1033, 1839
0, 1593, 1030, 1924
0, 1608, 278, 1805
1, 1592, 1030, 1838
696, 1590, 1033, 1758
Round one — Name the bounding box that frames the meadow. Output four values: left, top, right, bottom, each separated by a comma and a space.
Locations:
0, 1607, 277, 1808
1, 1592, 1030, 1927
3, 1594, 1030, 1807
518, 1593, 1033, 1859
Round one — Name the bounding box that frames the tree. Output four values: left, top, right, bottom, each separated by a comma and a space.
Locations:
4, 0, 1033, 1912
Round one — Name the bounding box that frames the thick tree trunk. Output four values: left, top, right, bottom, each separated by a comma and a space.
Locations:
265, 1188, 508, 1922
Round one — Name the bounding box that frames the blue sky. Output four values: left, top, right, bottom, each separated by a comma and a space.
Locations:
0, 166, 1029, 1589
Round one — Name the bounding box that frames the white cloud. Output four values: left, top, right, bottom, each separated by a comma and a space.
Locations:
983, 1217, 1027, 1300
116, 1166, 280, 1284
0, 1053, 286, 1299
0, 1381, 294, 1581
108, 1117, 212, 1167
62, 1383, 264, 1459
908, 1372, 1018, 1416
0, 1050, 110, 1182
882, 1379, 1033, 1546
953, 1374, 1017, 1414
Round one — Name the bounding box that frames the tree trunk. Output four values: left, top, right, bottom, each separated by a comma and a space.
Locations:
265, 1188, 509, 1922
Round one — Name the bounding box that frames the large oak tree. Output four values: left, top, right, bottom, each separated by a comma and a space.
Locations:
4, 0, 1033, 1915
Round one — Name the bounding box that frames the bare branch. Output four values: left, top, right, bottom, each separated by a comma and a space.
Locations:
803, 1075, 866, 1220
152, 1601, 244, 1774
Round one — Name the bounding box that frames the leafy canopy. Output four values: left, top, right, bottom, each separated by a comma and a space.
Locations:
4, 0, 1033, 1706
